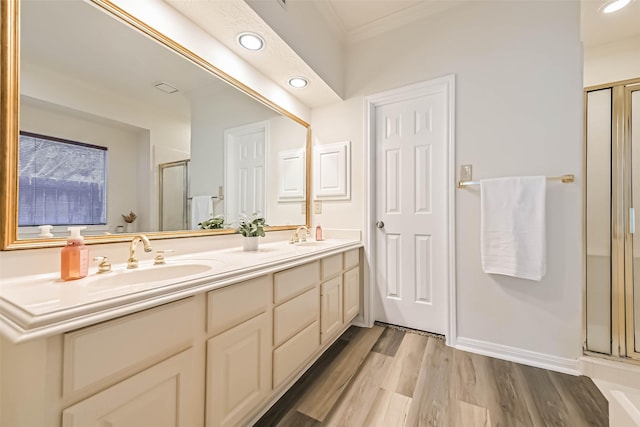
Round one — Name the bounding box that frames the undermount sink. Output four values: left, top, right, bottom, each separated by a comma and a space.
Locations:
87, 263, 215, 289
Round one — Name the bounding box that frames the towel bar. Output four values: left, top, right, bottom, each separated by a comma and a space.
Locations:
457, 174, 574, 189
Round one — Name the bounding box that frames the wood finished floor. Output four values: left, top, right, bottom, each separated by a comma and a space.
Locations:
255, 325, 609, 427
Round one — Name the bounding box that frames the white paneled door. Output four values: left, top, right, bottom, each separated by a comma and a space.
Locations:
373, 80, 451, 334
225, 122, 267, 224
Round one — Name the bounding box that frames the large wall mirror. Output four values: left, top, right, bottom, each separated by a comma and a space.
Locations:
0, 0, 311, 250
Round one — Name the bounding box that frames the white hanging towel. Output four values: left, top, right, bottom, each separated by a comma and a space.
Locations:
480, 176, 547, 281
191, 196, 212, 230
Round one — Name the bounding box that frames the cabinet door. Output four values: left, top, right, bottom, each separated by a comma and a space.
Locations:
206, 312, 271, 427
343, 266, 360, 323
62, 348, 196, 427
321, 276, 343, 343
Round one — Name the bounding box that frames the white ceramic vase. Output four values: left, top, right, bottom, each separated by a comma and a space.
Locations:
242, 236, 259, 251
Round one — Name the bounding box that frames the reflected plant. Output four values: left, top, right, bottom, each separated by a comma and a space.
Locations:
199, 215, 225, 230
122, 211, 137, 223
237, 214, 268, 237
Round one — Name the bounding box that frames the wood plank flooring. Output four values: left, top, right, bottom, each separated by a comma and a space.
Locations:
255, 325, 609, 427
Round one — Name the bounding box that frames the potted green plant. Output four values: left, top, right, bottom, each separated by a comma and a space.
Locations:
199, 215, 225, 230
237, 215, 267, 251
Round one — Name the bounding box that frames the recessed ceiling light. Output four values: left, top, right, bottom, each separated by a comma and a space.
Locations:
601, 0, 631, 14
237, 32, 265, 51
288, 77, 309, 89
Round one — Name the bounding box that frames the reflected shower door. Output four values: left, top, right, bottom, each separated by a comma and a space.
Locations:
159, 160, 189, 231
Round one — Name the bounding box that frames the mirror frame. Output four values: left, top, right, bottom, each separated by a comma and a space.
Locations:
0, 0, 311, 250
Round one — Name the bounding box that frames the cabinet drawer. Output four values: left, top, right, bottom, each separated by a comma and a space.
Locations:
208, 275, 271, 336
273, 321, 319, 388
274, 261, 320, 304
274, 287, 319, 347
63, 298, 195, 398
321, 254, 343, 280
344, 248, 359, 270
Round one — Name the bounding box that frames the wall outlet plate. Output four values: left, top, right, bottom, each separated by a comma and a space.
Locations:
314, 201, 322, 214
301, 202, 306, 214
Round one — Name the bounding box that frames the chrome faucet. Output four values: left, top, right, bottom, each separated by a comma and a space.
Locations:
127, 234, 153, 269
290, 226, 310, 244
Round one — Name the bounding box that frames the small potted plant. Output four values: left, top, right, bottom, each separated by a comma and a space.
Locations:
237, 214, 267, 251
199, 215, 225, 230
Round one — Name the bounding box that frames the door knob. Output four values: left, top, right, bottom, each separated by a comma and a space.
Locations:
376, 221, 384, 229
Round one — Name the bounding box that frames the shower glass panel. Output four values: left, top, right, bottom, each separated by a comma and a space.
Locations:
586, 88, 612, 354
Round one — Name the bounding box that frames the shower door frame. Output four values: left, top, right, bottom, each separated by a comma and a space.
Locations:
624, 82, 640, 361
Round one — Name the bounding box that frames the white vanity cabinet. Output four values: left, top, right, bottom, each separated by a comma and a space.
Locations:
0, 244, 362, 427
343, 248, 361, 324
320, 254, 344, 344
62, 348, 196, 427
60, 298, 200, 427
205, 275, 273, 427
272, 261, 321, 388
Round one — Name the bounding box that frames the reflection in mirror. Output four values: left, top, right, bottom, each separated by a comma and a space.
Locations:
159, 160, 189, 232
14, 0, 308, 243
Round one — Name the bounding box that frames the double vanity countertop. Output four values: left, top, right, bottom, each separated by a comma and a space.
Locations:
0, 238, 363, 343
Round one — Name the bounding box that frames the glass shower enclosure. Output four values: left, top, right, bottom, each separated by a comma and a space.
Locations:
585, 78, 640, 361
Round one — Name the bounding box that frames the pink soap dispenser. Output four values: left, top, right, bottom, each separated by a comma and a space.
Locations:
61, 226, 89, 281
315, 225, 323, 241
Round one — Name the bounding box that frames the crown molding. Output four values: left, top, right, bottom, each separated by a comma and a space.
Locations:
346, 1, 460, 44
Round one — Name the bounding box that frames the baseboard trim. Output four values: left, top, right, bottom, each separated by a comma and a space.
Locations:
456, 337, 580, 375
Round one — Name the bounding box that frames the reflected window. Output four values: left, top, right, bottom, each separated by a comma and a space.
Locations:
18, 131, 107, 226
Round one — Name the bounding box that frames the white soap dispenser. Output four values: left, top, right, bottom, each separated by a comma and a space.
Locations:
61, 226, 89, 281
38, 225, 53, 238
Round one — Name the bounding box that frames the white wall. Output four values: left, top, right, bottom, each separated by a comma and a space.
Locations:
584, 35, 640, 87
311, 1, 584, 364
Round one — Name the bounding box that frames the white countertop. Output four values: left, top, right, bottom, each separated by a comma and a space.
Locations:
0, 238, 362, 343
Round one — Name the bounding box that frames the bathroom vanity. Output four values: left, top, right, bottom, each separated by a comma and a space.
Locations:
0, 239, 362, 427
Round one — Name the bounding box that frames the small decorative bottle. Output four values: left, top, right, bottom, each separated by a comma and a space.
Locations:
315, 225, 323, 241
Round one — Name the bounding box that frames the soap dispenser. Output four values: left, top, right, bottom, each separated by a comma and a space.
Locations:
61, 226, 89, 281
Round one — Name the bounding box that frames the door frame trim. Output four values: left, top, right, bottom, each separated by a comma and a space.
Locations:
363, 75, 456, 346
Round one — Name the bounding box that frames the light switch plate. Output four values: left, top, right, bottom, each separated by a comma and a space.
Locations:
314, 201, 322, 214
460, 164, 473, 182
301, 202, 306, 214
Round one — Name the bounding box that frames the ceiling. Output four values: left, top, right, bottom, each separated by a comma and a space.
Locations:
580, 0, 640, 48
165, 0, 640, 109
